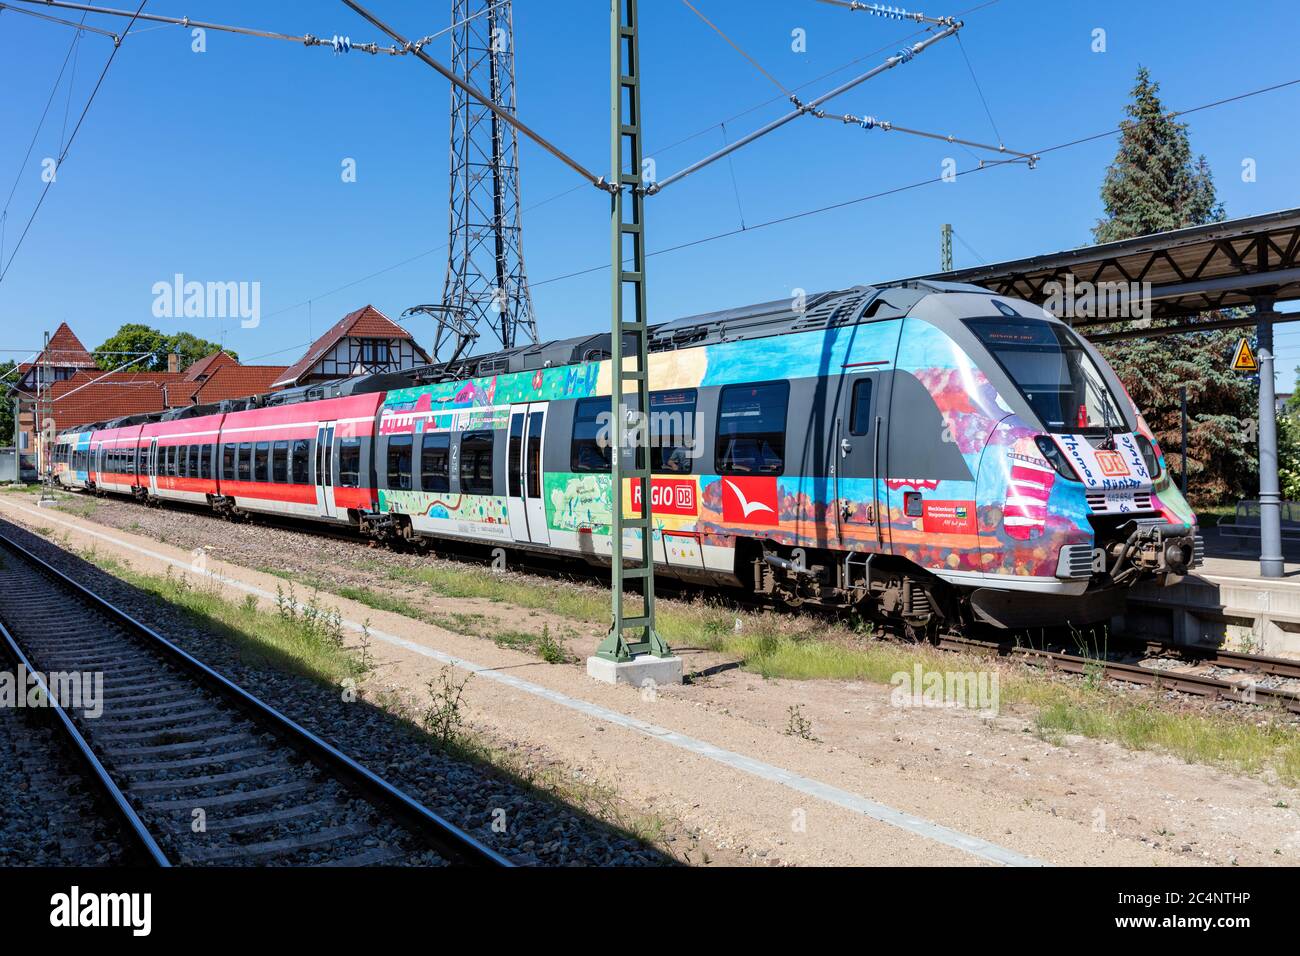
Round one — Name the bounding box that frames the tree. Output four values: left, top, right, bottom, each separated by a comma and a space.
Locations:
0, 360, 15, 444
1091, 67, 1253, 507
1093, 67, 1223, 244
92, 324, 235, 372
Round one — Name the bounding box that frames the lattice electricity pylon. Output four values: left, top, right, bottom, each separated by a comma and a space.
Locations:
440, 0, 538, 353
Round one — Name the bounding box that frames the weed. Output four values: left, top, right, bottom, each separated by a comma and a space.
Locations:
784, 704, 817, 741
422, 665, 472, 746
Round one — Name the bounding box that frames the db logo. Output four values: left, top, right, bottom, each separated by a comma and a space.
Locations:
629, 478, 698, 517
721, 476, 779, 525
1095, 450, 1130, 478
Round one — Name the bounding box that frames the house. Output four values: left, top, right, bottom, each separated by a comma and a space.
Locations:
270, 305, 430, 389
6, 308, 427, 471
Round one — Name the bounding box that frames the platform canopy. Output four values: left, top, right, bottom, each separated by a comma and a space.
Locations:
915, 207, 1300, 339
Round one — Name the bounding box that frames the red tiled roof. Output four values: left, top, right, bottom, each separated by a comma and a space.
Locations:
271, 305, 425, 389
183, 350, 240, 382
43, 376, 174, 430
14, 322, 97, 385
187, 364, 288, 404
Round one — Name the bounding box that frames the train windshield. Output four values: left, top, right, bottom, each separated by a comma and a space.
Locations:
965, 317, 1127, 432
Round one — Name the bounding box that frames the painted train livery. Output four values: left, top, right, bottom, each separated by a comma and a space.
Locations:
51, 280, 1201, 632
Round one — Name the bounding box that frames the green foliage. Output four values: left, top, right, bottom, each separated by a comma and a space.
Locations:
1091, 67, 1252, 506
91, 323, 235, 372
1278, 393, 1300, 502
1092, 66, 1223, 244
0, 360, 15, 442
1102, 333, 1257, 504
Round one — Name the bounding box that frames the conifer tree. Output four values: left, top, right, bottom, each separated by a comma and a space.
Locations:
1092, 67, 1253, 505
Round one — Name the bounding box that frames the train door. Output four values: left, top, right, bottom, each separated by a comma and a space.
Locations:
315, 422, 336, 518
506, 403, 550, 545
834, 371, 892, 553
147, 439, 159, 496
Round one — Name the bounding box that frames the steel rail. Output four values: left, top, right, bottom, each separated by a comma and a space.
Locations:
937, 633, 1300, 713
0, 610, 170, 866
0, 529, 513, 868
1133, 640, 1300, 682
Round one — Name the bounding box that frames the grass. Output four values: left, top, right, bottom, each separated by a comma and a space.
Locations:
1195, 503, 1239, 527
334, 582, 575, 663
1034, 692, 1300, 784
77, 547, 365, 685
0, 483, 45, 495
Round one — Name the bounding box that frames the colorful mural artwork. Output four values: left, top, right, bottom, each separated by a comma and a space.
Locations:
372, 306, 1196, 587
548, 474, 612, 534
380, 488, 510, 537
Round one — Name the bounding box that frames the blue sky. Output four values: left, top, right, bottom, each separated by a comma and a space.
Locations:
2, 0, 1298, 382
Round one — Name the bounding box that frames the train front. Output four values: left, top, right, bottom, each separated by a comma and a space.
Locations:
958, 303, 1201, 612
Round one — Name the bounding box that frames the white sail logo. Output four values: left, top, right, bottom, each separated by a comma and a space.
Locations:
725, 479, 775, 517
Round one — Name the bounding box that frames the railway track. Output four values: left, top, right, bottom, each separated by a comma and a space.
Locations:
0, 680, 134, 866
937, 633, 1300, 713
0, 530, 512, 868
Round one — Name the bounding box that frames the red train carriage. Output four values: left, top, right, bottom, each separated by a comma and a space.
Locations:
141, 409, 225, 506
88, 417, 149, 497
214, 390, 384, 523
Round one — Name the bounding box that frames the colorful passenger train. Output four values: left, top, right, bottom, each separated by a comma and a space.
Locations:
51, 280, 1201, 631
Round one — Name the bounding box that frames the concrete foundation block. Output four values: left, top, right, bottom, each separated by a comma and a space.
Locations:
586, 654, 684, 688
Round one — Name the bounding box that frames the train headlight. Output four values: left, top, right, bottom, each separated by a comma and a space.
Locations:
1034, 436, 1080, 481
1135, 434, 1162, 479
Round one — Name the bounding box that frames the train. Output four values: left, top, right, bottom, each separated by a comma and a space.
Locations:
50, 279, 1201, 633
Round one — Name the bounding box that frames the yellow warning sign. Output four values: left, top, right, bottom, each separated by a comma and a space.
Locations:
1231, 338, 1258, 373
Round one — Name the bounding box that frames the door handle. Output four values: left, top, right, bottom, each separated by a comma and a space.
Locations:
840, 438, 852, 458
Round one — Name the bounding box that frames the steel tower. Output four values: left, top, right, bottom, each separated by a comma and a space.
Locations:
440, 0, 537, 355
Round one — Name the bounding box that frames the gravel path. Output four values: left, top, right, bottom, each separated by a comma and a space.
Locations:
0, 513, 671, 867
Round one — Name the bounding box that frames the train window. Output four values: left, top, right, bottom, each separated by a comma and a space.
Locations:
387, 435, 413, 490
460, 430, 494, 495
254, 442, 270, 482
338, 437, 362, 488
526, 412, 543, 498
238, 443, 252, 481
291, 439, 310, 484
420, 433, 450, 493
651, 389, 697, 473
222, 444, 236, 481
272, 441, 289, 482
508, 414, 525, 495
189, 445, 201, 478
200, 445, 213, 480
849, 378, 874, 436
964, 317, 1127, 432
716, 381, 789, 476
570, 397, 611, 473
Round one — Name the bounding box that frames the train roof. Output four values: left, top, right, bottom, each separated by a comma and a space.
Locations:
61, 278, 993, 433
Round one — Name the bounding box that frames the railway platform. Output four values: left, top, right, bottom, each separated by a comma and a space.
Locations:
1119, 527, 1300, 657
